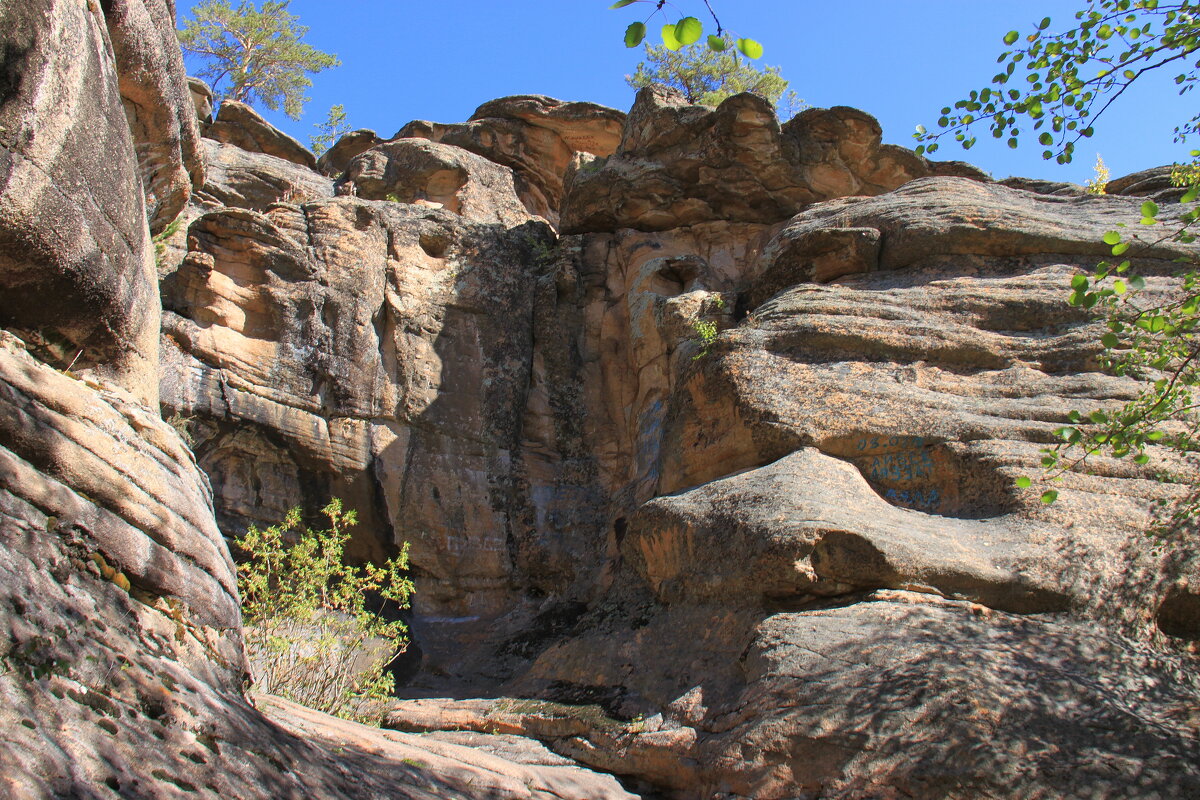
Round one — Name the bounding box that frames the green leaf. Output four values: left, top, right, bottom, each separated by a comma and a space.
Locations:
707, 34, 727, 51
1101, 332, 1120, 348
674, 16, 703, 46
737, 38, 764, 59
661, 23, 682, 51
1102, 231, 1122, 245
1040, 490, 1059, 504
1129, 275, 1146, 290
1113, 279, 1127, 294
1183, 185, 1200, 203
609, 0, 637, 7
1071, 274, 1089, 290
1039, 132, 1054, 145
1016, 476, 1032, 488
1004, 30, 1020, 45
1112, 241, 1130, 255
1133, 453, 1150, 465
1038, 17, 1051, 30
1141, 200, 1159, 218
624, 21, 646, 48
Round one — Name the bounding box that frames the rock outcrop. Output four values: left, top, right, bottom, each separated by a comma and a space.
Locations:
559, 86, 982, 234
0, 3, 647, 797
4, 2, 1199, 796
206, 99, 319, 171
397, 94, 625, 224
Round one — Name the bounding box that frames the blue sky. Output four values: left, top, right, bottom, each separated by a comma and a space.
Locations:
177, 1, 1192, 184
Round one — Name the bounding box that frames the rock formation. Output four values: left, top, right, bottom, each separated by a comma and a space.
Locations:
2, 3, 1199, 798
0, 2, 638, 797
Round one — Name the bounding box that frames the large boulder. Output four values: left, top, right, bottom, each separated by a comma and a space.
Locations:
340, 138, 532, 226
398, 95, 625, 224
197, 136, 335, 211
206, 99, 318, 171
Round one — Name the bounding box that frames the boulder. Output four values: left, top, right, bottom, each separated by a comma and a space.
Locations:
197, 137, 334, 211
188, 76, 215, 125
206, 99, 318, 171
397, 95, 625, 223
340, 138, 531, 226
316, 128, 384, 177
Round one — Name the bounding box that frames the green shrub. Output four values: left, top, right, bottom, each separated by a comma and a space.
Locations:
235, 499, 413, 724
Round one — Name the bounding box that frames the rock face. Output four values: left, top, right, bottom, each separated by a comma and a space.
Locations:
149, 61, 1200, 796
559, 86, 965, 234
0, 4, 645, 798
4, 3, 1200, 794
500, 175, 1200, 797
0, 0, 169, 404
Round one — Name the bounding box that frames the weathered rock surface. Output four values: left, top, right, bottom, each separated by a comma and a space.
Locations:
0, 3, 643, 795
206, 99, 318, 171
316, 128, 384, 177
7, 6, 1200, 791
339, 138, 533, 226
159, 197, 582, 625
488, 174, 1200, 797
560, 87, 946, 234
398, 95, 625, 223
103, 0, 205, 234
0, 0, 164, 405
197, 137, 334, 211
261, 694, 638, 800
188, 76, 214, 125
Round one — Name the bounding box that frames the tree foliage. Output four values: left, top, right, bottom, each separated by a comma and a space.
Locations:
236, 499, 413, 724
311, 104, 350, 156
626, 34, 802, 117
610, 0, 762, 59
178, 0, 339, 120
915, 1, 1200, 163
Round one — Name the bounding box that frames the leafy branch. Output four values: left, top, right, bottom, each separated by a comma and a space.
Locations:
915, 1, 1200, 163
609, 0, 763, 58
1025, 184, 1200, 529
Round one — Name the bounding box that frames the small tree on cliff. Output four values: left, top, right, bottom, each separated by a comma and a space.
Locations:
310, 103, 351, 156
178, 0, 339, 120
626, 35, 803, 119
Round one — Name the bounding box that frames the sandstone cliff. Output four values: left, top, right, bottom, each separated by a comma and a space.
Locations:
2, 3, 1199, 798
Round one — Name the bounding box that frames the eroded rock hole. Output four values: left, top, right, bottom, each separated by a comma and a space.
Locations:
419, 231, 450, 258
1157, 587, 1200, 640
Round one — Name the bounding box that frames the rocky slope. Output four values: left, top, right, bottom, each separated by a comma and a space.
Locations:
2, 2, 1198, 798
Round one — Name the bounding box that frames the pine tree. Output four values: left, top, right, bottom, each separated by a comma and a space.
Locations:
178, 0, 339, 121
